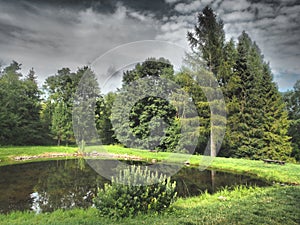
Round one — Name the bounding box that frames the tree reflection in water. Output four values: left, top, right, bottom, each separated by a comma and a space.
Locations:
29, 159, 108, 213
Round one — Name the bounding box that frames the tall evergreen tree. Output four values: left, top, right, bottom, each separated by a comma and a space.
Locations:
174, 67, 211, 154
0, 62, 43, 145
0, 62, 23, 144
284, 80, 300, 161
229, 32, 266, 158
22, 68, 45, 145
187, 6, 225, 77
52, 101, 69, 146
228, 32, 292, 160
187, 6, 226, 157
73, 67, 100, 147
255, 63, 292, 160
216, 38, 239, 156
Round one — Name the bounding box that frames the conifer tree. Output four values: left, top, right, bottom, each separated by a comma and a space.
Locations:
0, 62, 43, 145
229, 31, 292, 160
187, 6, 225, 77
255, 62, 293, 160
284, 80, 300, 161
187, 6, 226, 157
72, 67, 100, 146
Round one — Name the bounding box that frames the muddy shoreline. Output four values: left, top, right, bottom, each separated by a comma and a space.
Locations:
12, 151, 143, 161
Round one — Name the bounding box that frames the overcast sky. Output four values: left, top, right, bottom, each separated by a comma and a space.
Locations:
0, 0, 299, 91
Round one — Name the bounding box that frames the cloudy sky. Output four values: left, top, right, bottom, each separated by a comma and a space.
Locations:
0, 0, 299, 91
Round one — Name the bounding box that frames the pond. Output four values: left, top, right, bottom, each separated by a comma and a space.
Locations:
0, 159, 269, 213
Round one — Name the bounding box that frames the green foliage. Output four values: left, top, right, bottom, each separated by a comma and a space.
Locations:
186, 7, 293, 161
95, 92, 117, 145
122, 57, 174, 85
173, 70, 210, 154
51, 101, 70, 146
44, 67, 102, 146
187, 6, 225, 76
227, 32, 292, 160
72, 68, 100, 146
284, 80, 300, 161
0, 62, 47, 145
111, 58, 181, 152
43, 68, 80, 145
93, 165, 177, 219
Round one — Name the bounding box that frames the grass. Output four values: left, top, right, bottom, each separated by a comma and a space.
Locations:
0, 146, 77, 166
0, 186, 299, 225
90, 145, 300, 184
208, 157, 300, 185
0, 145, 300, 184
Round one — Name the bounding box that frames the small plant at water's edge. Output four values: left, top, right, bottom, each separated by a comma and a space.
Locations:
93, 165, 177, 219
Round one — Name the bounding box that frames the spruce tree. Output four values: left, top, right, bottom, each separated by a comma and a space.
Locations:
72, 67, 100, 146
229, 31, 292, 160
283, 81, 300, 161
187, 6, 227, 157
187, 6, 225, 77
217, 39, 239, 157
0, 62, 43, 145
255, 62, 293, 160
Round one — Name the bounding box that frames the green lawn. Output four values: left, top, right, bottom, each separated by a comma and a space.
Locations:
97, 145, 300, 184
0, 146, 77, 166
0, 186, 299, 225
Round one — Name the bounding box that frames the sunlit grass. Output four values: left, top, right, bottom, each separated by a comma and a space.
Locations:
209, 157, 300, 185
0, 146, 77, 166
1, 186, 299, 225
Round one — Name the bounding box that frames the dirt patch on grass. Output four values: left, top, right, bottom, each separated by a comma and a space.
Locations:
12, 151, 143, 161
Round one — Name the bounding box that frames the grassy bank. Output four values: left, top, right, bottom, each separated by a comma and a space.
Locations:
0, 145, 300, 184
97, 145, 300, 184
0, 146, 77, 166
0, 186, 299, 225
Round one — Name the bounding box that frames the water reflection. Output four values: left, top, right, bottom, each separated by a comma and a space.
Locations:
0, 159, 269, 213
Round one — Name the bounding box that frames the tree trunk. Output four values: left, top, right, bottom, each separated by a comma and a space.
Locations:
211, 125, 216, 157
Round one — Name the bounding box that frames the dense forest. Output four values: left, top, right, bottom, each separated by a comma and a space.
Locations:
0, 7, 299, 162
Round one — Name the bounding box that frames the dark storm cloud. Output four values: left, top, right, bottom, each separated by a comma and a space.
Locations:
19, 0, 174, 18
160, 0, 300, 90
219, 0, 300, 90
0, 0, 163, 84
0, 0, 299, 90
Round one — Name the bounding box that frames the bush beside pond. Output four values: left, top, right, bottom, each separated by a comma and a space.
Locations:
93, 165, 177, 219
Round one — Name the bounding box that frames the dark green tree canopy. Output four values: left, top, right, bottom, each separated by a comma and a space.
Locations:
122, 57, 174, 85
0, 62, 44, 145
112, 58, 180, 151
284, 80, 300, 161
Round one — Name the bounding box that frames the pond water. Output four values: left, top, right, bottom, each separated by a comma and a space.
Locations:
0, 159, 269, 213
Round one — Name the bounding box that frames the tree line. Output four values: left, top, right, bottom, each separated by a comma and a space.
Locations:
0, 6, 299, 161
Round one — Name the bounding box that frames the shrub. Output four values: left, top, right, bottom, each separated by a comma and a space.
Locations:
93, 165, 177, 219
